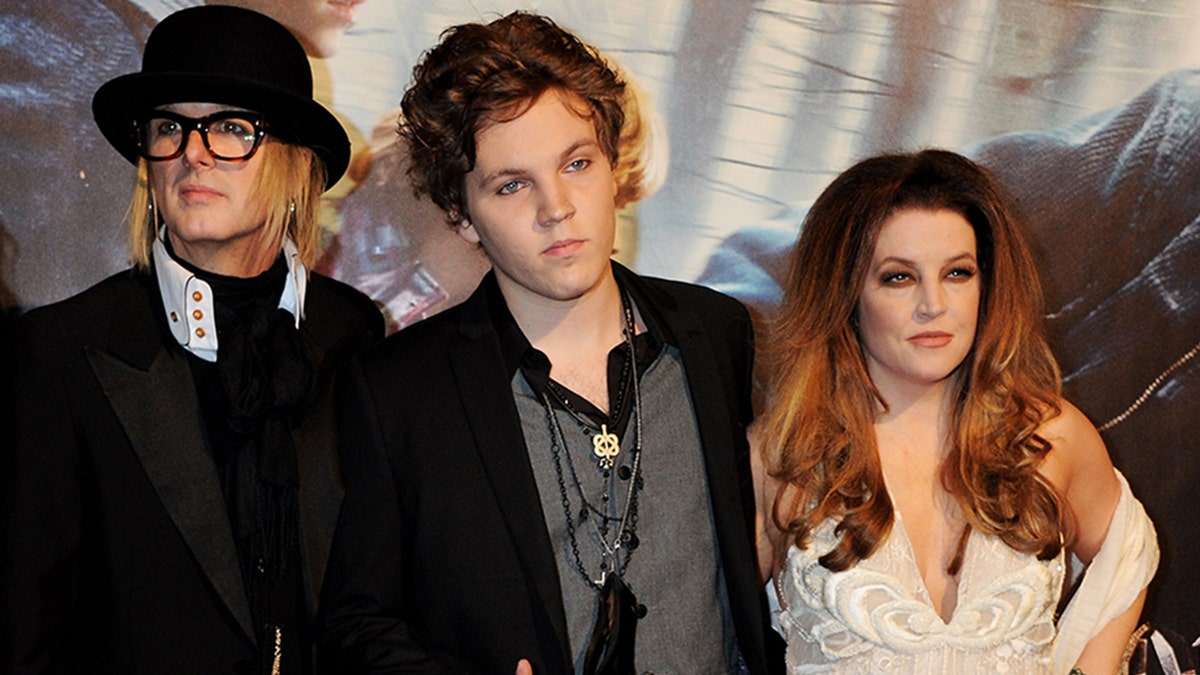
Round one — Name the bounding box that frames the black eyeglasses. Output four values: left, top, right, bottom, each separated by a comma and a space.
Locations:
135, 110, 268, 161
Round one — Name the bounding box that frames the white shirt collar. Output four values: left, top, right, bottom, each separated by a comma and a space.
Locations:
152, 229, 308, 362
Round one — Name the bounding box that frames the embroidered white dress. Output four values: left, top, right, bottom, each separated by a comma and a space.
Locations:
776, 514, 1065, 674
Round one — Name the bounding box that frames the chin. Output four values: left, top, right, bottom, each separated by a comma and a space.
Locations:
544, 279, 605, 303
306, 33, 343, 58
543, 284, 597, 303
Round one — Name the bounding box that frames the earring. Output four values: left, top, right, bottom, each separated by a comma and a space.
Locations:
148, 192, 160, 228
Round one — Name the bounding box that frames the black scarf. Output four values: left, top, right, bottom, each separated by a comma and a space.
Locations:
174, 248, 317, 674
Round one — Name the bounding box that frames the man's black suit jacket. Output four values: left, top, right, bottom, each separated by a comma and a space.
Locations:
0, 268, 382, 674
321, 264, 771, 673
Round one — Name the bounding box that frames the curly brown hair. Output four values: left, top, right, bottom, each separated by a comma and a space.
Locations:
399, 11, 626, 225
762, 149, 1069, 573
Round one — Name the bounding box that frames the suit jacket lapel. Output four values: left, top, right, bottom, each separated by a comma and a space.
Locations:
622, 267, 767, 672
669, 311, 744, 489
618, 265, 751, 507
450, 282, 572, 669
291, 318, 344, 619
86, 277, 256, 643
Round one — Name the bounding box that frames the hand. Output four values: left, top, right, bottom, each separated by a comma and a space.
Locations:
516, 658, 533, 675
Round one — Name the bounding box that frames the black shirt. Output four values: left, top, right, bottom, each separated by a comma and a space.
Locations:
486, 272, 671, 440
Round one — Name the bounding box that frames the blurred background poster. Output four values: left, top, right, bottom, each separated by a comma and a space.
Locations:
3, 1, 1198, 668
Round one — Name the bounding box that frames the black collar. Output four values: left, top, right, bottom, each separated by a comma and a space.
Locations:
484, 267, 671, 430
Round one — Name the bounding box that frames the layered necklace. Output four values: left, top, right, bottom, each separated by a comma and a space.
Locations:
539, 291, 644, 589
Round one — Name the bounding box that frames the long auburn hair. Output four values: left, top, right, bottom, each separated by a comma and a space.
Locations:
762, 149, 1068, 572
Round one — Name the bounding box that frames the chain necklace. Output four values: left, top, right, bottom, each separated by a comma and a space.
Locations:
540, 291, 644, 589
545, 328, 634, 470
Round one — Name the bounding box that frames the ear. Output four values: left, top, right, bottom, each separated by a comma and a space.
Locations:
457, 219, 481, 245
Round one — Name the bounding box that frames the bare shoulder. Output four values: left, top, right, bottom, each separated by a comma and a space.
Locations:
1036, 399, 1109, 485
1037, 398, 1121, 561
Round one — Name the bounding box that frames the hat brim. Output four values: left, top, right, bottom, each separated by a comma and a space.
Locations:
93, 72, 350, 189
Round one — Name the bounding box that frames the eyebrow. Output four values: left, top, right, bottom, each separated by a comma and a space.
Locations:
875, 252, 977, 267
475, 138, 601, 187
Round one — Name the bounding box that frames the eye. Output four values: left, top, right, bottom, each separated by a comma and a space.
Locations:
214, 118, 255, 139
880, 270, 913, 285
497, 179, 525, 196
565, 158, 591, 172
153, 119, 181, 137
946, 265, 977, 281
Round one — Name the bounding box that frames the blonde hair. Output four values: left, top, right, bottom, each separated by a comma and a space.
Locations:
611, 70, 668, 209
126, 140, 326, 270
763, 150, 1068, 573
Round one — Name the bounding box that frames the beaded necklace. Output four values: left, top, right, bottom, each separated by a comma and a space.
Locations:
539, 291, 643, 588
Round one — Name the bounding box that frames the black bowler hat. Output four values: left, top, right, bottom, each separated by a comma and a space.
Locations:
92, 5, 350, 189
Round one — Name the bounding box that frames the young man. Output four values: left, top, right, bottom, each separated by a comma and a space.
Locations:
320, 12, 772, 673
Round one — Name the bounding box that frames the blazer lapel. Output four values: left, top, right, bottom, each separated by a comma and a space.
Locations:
289, 328, 342, 617
619, 265, 751, 504
628, 270, 768, 672
449, 286, 572, 669
671, 314, 744, 486
85, 281, 256, 644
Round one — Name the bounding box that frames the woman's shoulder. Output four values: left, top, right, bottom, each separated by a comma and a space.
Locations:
1036, 398, 1111, 483
1036, 397, 1122, 560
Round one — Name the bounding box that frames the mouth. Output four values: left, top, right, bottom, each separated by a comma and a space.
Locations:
543, 239, 585, 257
328, 0, 362, 23
178, 184, 223, 203
908, 331, 953, 348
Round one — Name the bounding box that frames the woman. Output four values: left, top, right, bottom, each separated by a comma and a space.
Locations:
1, 6, 382, 674
754, 150, 1157, 673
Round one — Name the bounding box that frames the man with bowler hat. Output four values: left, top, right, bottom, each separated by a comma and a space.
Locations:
0, 6, 382, 673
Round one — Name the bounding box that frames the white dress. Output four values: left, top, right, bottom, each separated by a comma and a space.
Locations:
775, 514, 1065, 674
774, 470, 1159, 674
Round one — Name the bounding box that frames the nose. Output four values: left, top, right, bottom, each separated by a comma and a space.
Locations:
915, 279, 947, 320
536, 178, 575, 227
181, 128, 214, 168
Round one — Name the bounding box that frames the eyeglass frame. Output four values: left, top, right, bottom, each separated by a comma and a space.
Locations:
132, 110, 269, 162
